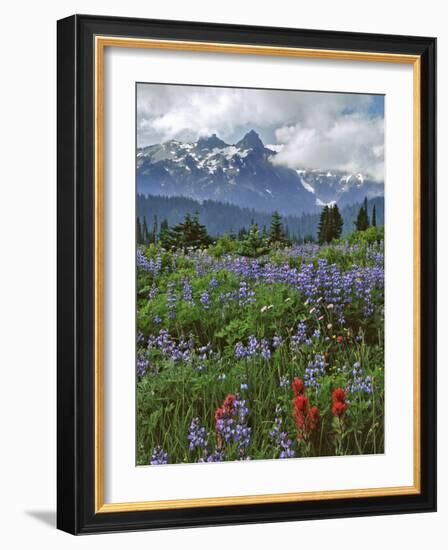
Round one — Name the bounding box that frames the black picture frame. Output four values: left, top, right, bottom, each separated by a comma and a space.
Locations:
57, 14, 436, 534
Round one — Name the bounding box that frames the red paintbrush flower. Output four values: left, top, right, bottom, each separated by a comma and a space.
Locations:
214, 407, 224, 422
337, 335, 344, 343
332, 387, 346, 403
307, 406, 320, 431
292, 378, 305, 397
332, 387, 348, 417
293, 394, 309, 434
332, 400, 348, 417
294, 394, 309, 413
223, 394, 235, 412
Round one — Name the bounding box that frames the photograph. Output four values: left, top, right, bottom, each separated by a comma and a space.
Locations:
135, 83, 386, 465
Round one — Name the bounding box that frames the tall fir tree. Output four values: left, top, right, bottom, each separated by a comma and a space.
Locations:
152, 215, 158, 245
318, 204, 344, 244
317, 205, 330, 244
372, 204, 377, 227
269, 211, 288, 245
364, 197, 370, 226
163, 212, 211, 249
330, 204, 344, 240
136, 217, 143, 245
355, 197, 370, 232
142, 216, 150, 244
159, 219, 170, 248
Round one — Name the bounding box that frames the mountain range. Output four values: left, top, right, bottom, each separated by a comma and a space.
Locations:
137, 130, 384, 216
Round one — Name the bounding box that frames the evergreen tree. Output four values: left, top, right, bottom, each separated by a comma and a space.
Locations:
364, 197, 370, 227
355, 197, 370, 232
142, 216, 150, 244
318, 204, 344, 244
163, 213, 211, 249
317, 205, 330, 244
269, 211, 288, 246
372, 204, 377, 227
238, 223, 270, 258
152, 215, 158, 245
159, 219, 170, 248
330, 204, 344, 240
238, 227, 248, 240
136, 217, 143, 245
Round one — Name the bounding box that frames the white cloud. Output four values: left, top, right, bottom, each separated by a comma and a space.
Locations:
137, 84, 384, 181
272, 114, 384, 182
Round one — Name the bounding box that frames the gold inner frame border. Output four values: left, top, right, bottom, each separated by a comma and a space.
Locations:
94, 36, 421, 513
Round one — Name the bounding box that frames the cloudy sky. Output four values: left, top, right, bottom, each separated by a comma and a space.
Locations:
137, 83, 384, 182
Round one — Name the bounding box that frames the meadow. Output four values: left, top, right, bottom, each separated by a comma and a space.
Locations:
136, 227, 384, 465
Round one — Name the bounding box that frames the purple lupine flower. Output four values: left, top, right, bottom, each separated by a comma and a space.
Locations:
149, 446, 168, 465
233, 395, 252, 456
199, 450, 225, 463
270, 407, 295, 459
304, 353, 327, 390
166, 280, 177, 319
234, 341, 247, 359
347, 361, 374, 396
291, 321, 307, 351
147, 329, 195, 364
148, 284, 158, 300
260, 339, 271, 360
136, 248, 150, 271
238, 280, 256, 307
182, 277, 194, 303
200, 291, 210, 310
247, 335, 258, 356
187, 418, 207, 451
136, 354, 149, 378
272, 335, 283, 348
215, 394, 251, 458
209, 277, 218, 288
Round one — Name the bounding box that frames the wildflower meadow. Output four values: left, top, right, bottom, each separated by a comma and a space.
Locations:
136, 218, 385, 465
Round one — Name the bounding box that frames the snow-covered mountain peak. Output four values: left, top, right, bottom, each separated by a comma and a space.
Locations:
137, 130, 383, 216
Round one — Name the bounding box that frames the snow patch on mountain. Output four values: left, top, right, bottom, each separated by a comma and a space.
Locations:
297, 172, 315, 194
316, 198, 337, 207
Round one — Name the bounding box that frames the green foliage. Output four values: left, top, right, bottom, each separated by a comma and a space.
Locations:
348, 226, 384, 246
208, 233, 239, 258
238, 223, 271, 258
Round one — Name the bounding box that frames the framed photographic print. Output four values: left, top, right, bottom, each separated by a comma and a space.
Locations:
57, 14, 436, 534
